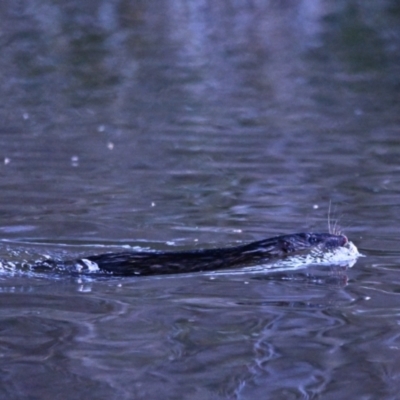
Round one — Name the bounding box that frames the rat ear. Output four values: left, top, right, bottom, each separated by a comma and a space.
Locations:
280, 240, 296, 254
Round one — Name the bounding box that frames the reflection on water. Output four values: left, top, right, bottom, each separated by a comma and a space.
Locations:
0, 0, 400, 398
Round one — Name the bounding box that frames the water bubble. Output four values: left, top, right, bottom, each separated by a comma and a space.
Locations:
71, 155, 79, 167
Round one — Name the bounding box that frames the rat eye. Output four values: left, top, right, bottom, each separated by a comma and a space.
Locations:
308, 235, 318, 244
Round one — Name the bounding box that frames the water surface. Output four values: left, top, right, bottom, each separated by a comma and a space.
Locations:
0, 1, 400, 399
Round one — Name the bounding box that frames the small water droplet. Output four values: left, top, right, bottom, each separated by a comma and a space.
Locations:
71, 155, 79, 167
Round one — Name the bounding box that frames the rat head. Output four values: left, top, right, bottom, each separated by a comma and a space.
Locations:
266, 232, 359, 269
278, 233, 348, 254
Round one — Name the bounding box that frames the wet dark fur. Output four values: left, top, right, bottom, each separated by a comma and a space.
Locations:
46, 232, 347, 276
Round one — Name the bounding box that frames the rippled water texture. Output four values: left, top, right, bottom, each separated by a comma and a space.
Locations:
0, 1, 399, 399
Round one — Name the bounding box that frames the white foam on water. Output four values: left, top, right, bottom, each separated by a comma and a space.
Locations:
80, 259, 100, 272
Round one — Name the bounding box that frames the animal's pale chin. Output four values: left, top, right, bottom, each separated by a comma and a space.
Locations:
310, 241, 360, 265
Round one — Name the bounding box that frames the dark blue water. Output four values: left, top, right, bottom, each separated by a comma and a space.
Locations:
0, 1, 399, 399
